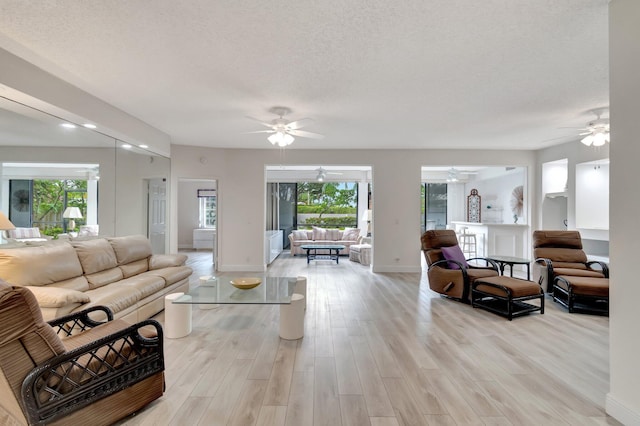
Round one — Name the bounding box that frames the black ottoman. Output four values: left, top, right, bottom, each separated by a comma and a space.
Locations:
472, 276, 544, 320
553, 275, 609, 315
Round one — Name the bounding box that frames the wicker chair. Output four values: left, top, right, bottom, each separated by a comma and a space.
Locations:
0, 279, 164, 426
421, 230, 499, 303
532, 230, 608, 292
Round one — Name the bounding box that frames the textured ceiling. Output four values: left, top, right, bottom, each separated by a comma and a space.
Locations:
0, 0, 609, 150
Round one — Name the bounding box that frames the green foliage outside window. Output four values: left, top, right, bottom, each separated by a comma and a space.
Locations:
32, 179, 87, 236
296, 182, 357, 228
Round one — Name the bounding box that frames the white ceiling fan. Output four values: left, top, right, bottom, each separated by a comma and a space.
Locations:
578, 115, 610, 147
247, 106, 324, 147
315, 167, 342, 182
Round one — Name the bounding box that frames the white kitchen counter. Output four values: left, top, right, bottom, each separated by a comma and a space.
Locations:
451, 221, 530, 258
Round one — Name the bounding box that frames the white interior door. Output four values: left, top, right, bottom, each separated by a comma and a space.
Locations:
148, 178, 167, 254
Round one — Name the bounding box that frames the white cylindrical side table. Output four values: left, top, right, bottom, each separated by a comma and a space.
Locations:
295, 276, 307, 310
279, 293, 305, 340
164, 292, 192, 338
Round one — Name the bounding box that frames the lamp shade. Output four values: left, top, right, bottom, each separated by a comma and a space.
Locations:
63, 207, 83, 219
362, 209, 372, 221
0, 212, 15, 231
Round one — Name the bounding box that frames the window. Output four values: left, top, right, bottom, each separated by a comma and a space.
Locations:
296, 182, 358, 229
421, 183, 447, 233
10, 179, 88, 235
197, 189, 216, 228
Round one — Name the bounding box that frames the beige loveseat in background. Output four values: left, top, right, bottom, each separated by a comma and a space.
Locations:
288, 227, 362, 256
0, 235, 192, 323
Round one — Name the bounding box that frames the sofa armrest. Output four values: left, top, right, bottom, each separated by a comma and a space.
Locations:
22, 319, 163, 425
149, 254, 188, 269
48, 306, 114, 337
25, 286, 90, 309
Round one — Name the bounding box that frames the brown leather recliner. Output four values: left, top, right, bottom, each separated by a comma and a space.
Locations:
421, 230, 499, 303
532, 230, 609, 292
0, 279, 165, 426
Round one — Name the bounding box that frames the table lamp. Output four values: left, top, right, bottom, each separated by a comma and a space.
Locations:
0, 212, 16, 244
63, 207, 83, 231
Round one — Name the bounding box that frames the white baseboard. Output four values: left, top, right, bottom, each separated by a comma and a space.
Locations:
372, 265, 422, 273
606, 392, 640, 425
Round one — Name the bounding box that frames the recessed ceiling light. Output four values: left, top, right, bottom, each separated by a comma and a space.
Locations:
139, 144, 148, 149
121, 144, 132, 149
60, 123, 77, 129
83, 123, 97, 129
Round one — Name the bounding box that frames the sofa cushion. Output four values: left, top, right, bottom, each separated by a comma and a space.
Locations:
312, 226, 327, 240
149, 254, 187, 270
25, 286, 90, 308
342, 228, 360, 241
85, 267, 125, 290
72, 238, 118, 275
440, 245, 468, 270
82, 285, 143, 315
0, 243, 83, 286
120, 259, 149, 278
326, 229, 341, 241
116, 276, 165, 299
143, 266, 193, 286
291, 230, 309, 241
108, 235, 152, 265
50, 276, 90, 292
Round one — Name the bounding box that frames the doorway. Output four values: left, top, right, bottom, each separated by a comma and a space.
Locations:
177, 178, 217, 269
147, 178, 167, 254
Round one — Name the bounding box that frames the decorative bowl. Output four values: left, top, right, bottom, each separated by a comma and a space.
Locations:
230, 277, 261, 289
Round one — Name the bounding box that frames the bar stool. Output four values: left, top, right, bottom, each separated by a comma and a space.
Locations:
458, 227, 477, 258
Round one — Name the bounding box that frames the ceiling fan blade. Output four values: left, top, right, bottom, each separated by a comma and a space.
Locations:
246, 130, 275, 134
286, 118, 313, 130
288, 129, 324, 139
245, 116, 275, 128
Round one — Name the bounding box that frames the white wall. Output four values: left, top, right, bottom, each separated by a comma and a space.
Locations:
170, 146, 536, 272
464, 168, 526, 224
536, 140, 610, 241
607, 1, 640, 424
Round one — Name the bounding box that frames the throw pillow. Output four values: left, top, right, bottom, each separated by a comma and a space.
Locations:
25, 286, 90, 308
292, 230, 309, 241
440, 245, 468, 270
312, 226, 327, 241
8, 227, 41, 239
326, 229, 341, 241
342, 228, 360, 241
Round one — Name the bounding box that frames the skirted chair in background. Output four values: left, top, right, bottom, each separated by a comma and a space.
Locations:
0, 280, 164, 426
421, 230, 499, 303
532, 230, 609, 292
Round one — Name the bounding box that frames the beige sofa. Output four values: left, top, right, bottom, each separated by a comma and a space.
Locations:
0, 235, 192, 323
288, 227, 362, 256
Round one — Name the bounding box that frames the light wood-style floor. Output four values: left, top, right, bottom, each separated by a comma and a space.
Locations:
118, 251, 618, 426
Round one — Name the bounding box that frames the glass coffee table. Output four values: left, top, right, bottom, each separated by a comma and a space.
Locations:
172, 275, 297, 305
171, 275, 305, 339
300, 244, 346, 264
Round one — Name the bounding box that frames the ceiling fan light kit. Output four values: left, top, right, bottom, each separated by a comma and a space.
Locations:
268, 131, 295, 147
579, 117, 610, 147
247, 106, 324, 148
